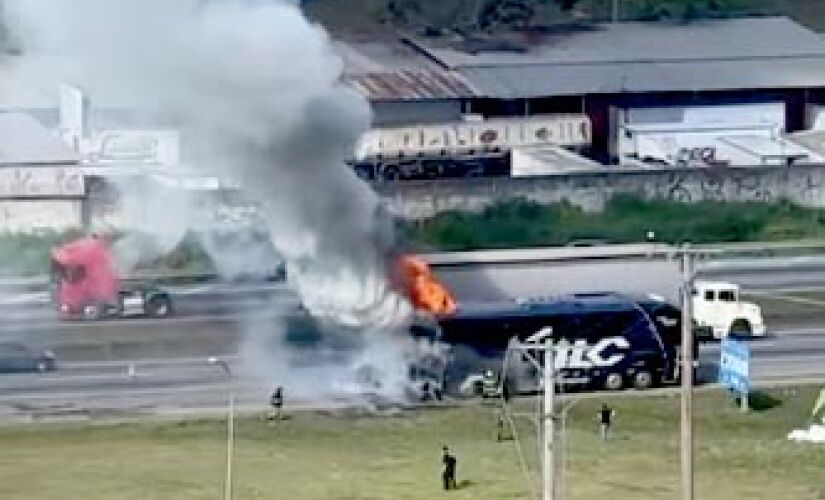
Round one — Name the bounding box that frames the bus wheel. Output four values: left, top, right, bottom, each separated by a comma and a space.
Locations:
603, 373, 624, 391
632, 370, 655, 390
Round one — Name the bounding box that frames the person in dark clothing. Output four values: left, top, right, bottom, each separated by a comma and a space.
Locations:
441, 446, 457, 490
268, 387, 283, 421
598, 403, 614, 441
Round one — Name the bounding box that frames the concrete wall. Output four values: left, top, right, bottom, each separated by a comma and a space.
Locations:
0, 199, 83, 233
376, 164, 825, 219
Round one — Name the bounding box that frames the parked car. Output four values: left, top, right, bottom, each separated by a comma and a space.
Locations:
0, 342, 57, 373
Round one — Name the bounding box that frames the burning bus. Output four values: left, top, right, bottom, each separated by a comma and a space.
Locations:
51, 236, 173, 320
399, 257, 695, 395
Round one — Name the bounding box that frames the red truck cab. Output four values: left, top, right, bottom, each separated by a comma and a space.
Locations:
51, 236, 172, 320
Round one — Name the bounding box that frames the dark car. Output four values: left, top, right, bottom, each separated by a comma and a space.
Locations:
0, 342, 56, 373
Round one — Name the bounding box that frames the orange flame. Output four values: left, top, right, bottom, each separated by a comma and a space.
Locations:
395, 255, 457, 316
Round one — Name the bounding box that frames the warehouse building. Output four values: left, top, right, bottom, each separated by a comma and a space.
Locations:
344, 17, 825, 164
0, 112, 84, 233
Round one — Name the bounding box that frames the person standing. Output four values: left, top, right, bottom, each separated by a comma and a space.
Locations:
268, 386, 283, 421
598, 403, 615, 441
441, 446, 457, 490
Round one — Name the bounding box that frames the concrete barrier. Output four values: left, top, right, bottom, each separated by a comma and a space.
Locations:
376, 163, 825, 219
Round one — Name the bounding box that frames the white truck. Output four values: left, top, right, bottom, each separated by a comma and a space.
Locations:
692, 281, 766, 339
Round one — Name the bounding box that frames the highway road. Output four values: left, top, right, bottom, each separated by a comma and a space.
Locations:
2, 252, 825, 421
0, 327, 823, 423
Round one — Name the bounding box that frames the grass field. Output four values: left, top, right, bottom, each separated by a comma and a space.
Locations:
0, 387, 823, 500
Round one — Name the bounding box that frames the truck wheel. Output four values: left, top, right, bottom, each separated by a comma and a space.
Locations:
603, 373, 624, 391
146, 296, 172, 318
728, 319, 752, 338
82, 304, 101, 320
632, 370, 655, 390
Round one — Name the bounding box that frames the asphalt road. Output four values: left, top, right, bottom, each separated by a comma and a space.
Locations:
2, 255, 825, 421
0, 327, 822, 423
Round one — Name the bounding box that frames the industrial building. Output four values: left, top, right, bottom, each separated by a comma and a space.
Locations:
0, 112, 84, 233
341, 17, 825, 166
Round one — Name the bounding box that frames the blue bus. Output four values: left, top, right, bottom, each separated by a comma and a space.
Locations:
414, 293, 693, 394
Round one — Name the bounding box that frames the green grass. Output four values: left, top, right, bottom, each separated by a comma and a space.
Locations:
0, 387, 823, 500
402, 196, 825, 251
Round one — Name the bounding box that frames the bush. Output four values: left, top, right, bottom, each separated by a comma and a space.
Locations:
0, 230, 84, 277
402, 196, 825, 251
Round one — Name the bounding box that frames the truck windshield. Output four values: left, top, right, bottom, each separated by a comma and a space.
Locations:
52, 262, 86, 284
718, 290, 737, 302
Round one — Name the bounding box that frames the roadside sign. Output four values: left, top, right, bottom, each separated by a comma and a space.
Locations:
719, 338, 750, 394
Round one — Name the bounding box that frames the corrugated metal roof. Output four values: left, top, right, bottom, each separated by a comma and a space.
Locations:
407, 17, 825, 98
458, 56, 825, 98
420, 17, 825, 68
343, 69, 477, 100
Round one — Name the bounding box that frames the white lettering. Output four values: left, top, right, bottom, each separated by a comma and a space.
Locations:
567, 340, 592, 369
587, 337, 631, 367
554, 344, 570, 370
526, 327, 554, 344
522, 329, 630, 370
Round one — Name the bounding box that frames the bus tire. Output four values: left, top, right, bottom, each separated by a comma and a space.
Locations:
603, 372, 624, 391
632, 370, 655, 390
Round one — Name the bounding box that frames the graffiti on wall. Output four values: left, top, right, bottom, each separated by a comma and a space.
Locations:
0, 167, 84, 198
377, 165, 825, 220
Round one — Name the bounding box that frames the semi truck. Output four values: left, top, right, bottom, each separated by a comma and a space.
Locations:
692, 280, 766, 339
51, 236, 173, 320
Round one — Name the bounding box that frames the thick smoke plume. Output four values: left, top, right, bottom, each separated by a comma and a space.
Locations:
6, 0, 421, 397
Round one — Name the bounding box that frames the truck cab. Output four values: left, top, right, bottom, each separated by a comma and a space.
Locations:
692, 281, 765, 339
51, 236, 173, 320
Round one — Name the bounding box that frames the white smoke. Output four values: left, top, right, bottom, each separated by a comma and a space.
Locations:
99, 176, 205, 275
6, 0, 424, 398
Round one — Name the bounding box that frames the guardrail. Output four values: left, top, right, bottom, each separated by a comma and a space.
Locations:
423, 240, 825, 267
423, 243, 679, 266
4, 240, 825, 291
0, 271, 237, 295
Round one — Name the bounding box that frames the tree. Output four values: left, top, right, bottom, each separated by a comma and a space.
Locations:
385, 0, 582, 33
635, 0, 751, 22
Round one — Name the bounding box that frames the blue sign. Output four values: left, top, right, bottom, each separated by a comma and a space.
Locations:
719, 338, 750, 394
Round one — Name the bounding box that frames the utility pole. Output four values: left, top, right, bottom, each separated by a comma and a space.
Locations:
680, 247, 695, 500
209, 357, 235, 500
543, 337, 555, 500
509, 329, 557, 500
